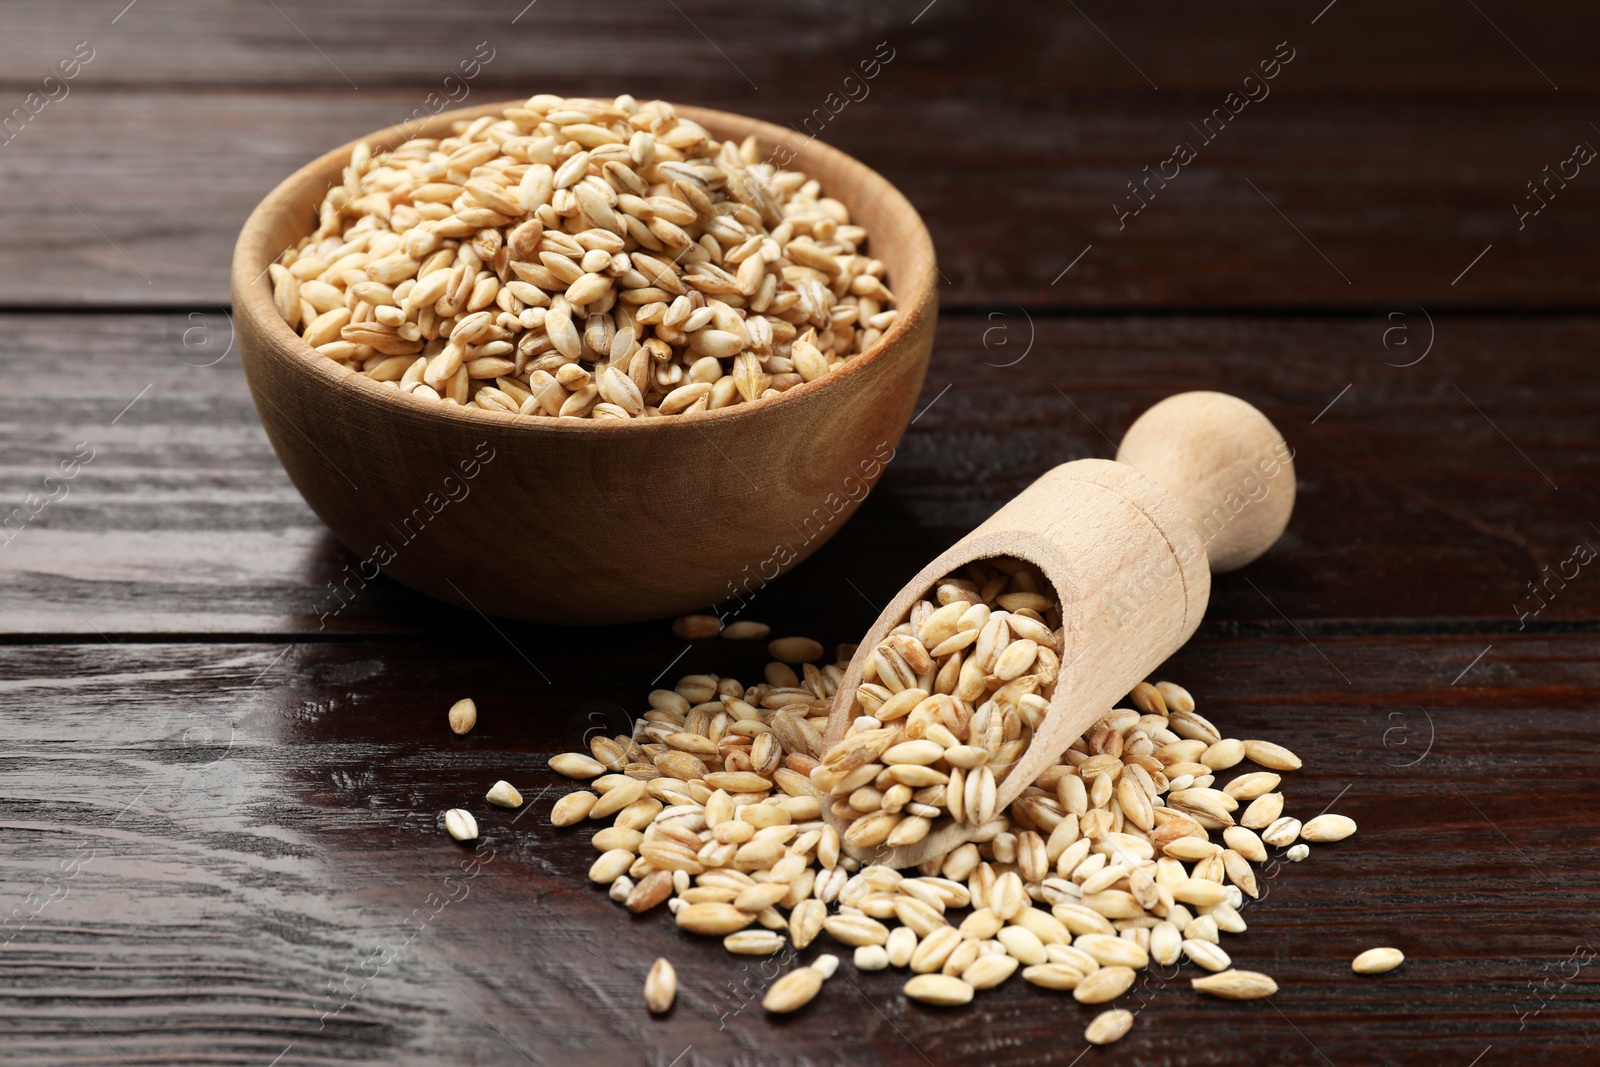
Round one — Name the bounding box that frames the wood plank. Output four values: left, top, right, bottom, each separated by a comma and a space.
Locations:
4, 89, 1600, 309
1, 633, 1595, 1064
2, 312, 1595, 635
2, 0, 1594, 93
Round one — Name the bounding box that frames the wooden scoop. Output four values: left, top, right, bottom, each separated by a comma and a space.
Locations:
819, 391, 1296, 868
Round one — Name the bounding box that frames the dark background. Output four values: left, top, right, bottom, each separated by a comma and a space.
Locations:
1, 1, 1597, 1064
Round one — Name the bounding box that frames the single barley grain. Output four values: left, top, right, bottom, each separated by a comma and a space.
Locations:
1301, 814, 1358, 842
590, 778, 647, 818
1172, 879, 1229, 908
1223, 825, 1268, 863
1022, 963, 1084, 991
625, 871, 673, 913
485, 780, 523, 808
963, 953, 1020, 989
1240, 791, 1285, 829
1211, 903, 1248, 934
886, 925, 918, 968
676, 902, 754, 935
1192, 969, 1278, 1000
721, 620, 771, 640
551, 790, 598, 826
1185, 915, 1219, 944
1224, 771, 1282, 800
903, 973, 974, 1006
1262, 817, 1303, 848
1352, 947, 1404, 974
763, 966, 825, 1013
1131, 682, 1166, 715
1073, 965, 1136, 1004
725, 930, 787, 955
1085, 1008, 1135, 1046
589, 848, 634, 884
444, 808, 478, 842
997, 925, 1047, 965
1150, 922, 1182, 967
909, 926, 964, 973
1163, 836, 1223, 862
1182, 938, 1231, 972
855, 944, 890, 971
790, 899, 826, 949
1202, 738, 1246, 770
644, 957, 676, 1013
1076, 934, 1148, 969
1222, 849, 1259, 899
672, 614, 722, 639
768, 636, 824, 663
1243, 740, 1302, 771
825, 914, 890, 947
1155, 681, 1194, 713
448, 698, 477, 734
1286, 843, 1310, 862
549, 752, 605, 778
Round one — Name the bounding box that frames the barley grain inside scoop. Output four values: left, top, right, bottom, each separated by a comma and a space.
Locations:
817, 558, 1066, 854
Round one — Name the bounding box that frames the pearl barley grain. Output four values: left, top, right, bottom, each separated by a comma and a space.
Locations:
721, 620, 771, 640
1192, 969, 1278, 1000
763, 965, 825, 1013
644, 957, 677, 1013
443, 808, 477, 842
486, 780, 523, 808
550, 790, 597, 826
448, 698, 477, 734
1353, 947, 1405, 974
672, 614, 721, 639
1074, 966, 1136, 1004
904, 973, 974, 1006
725, 930, 786, 955
1085, 1008, 1134, 1045
1301, 814, 1358, 842
855, 945, 889, 971
768, 636, 824, 664
549, 752, 605, 778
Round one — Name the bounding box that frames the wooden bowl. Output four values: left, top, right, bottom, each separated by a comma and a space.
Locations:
232, 100, 937, 624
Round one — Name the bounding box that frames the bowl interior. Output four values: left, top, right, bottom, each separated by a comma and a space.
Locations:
233, 97, 937, 433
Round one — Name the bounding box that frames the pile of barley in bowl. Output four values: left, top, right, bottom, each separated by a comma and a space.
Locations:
534, 557, 1362, 1044
268, 94, 898, 419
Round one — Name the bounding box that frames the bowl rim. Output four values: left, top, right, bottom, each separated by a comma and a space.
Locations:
232, 97, 937, 437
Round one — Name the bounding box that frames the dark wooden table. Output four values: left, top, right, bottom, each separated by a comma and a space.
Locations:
3, 2, 1598, 1063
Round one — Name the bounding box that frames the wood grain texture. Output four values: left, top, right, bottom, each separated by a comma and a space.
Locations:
3, 312, 1595, 635
6, 88, 1600, 308
2, 0, 1595, 93
2, 634, 1595, 1065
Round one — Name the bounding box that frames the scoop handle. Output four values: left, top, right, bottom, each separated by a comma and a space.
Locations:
1114, 391, 1295, 573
